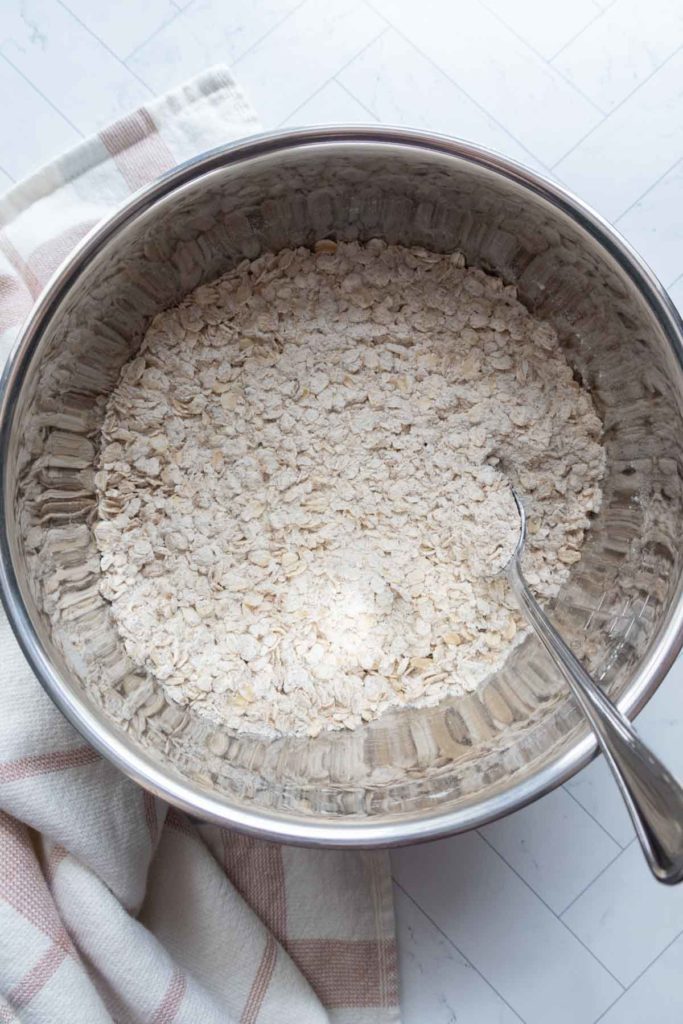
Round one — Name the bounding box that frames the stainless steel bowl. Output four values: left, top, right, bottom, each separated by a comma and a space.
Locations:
2, 127, 683, 846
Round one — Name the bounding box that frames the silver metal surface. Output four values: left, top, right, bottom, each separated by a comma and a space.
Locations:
507, 491, 683, 884
1, 126, 683, 847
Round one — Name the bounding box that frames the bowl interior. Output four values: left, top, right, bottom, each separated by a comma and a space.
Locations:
4, 133, 683, 842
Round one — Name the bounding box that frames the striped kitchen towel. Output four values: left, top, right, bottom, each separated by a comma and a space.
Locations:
0, 67, 399, 1024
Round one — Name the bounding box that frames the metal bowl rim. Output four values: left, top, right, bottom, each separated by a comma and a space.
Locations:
1, 123, 683, 847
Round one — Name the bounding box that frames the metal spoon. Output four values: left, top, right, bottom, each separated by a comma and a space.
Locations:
505, 489, 683, 884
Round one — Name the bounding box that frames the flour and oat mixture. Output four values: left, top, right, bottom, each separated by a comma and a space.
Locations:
94, 240, 605, 737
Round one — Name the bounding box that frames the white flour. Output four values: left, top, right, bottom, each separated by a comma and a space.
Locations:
94, 240, 605, 737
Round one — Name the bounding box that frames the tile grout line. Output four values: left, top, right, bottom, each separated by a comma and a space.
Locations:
278, 23, 390, 126
232, 0, 324, 69
127, 0, 309, 68
54, 0, 154, 96
123, 3, 185, 61
626, 925, 683, 988
0, 51, 84, 137
120, 3, 185, 61
613, 154, 683, 224
333, 76, 381, 121
363, 0, 553, 174
546, 4, 611, 64
476, 831, 626, 990
392, 877, 525, 1023
669, 270, 683, 290
563, 782, 632, 848
558, 838, 635, 917
591, 988, 626, 1024
60, 0, 183, 62
591, 926, 683, 1023
551, 39, 683, 169
478, 0, 608, 116
0, 164, 16, 183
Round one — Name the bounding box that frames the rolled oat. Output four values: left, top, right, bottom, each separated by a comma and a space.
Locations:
94, 241, 605, 737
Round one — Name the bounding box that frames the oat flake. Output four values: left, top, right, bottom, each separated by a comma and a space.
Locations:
94, 240, 605, 737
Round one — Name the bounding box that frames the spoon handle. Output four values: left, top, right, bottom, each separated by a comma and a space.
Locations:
507, 555, 683, 884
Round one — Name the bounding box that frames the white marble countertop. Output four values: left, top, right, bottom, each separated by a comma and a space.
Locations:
1, 1, 682, 1020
